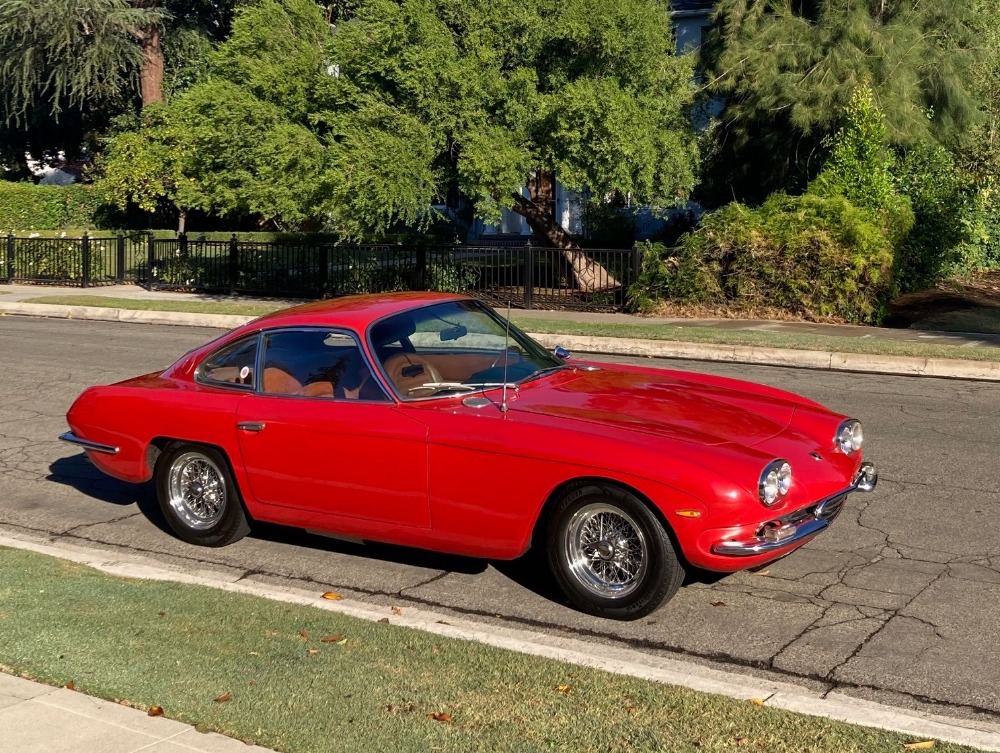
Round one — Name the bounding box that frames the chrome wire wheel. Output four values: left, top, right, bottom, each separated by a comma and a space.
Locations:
563, 503, 648, 599
166, 451, 227, 530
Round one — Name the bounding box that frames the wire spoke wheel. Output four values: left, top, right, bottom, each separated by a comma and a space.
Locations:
563, 503, 648, 599
167, 452, 227, 530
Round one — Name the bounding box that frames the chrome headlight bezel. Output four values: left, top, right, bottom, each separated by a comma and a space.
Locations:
758, 459, 792, 507
835, 419, 864, 455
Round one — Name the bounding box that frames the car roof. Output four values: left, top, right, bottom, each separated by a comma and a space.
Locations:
243, 292, 469, 334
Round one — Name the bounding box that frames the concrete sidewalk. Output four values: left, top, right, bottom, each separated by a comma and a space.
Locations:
0, 672, 275, 753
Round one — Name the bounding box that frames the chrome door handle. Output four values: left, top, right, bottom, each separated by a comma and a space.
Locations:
237, 422, 265, 432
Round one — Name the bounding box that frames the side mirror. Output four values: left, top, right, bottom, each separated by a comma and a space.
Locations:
553, 346, 571, 360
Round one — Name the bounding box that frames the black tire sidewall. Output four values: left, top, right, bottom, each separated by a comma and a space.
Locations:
155, 443, 250, 547
546, 484, 683, 620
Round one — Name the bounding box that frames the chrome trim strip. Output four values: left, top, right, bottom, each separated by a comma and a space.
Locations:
713, 461, 878, 556
58, 432, 119, 455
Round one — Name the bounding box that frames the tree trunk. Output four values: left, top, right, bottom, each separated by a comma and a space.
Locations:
509, 175, 618, 292
137, 26, 164, 106
177, 207, 187, 235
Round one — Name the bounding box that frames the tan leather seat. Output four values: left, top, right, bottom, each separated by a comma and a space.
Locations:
382, 353, 443, 395
263, 367, 303, 395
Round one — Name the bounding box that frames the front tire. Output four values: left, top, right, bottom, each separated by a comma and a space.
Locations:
546, 483, 684, 620
155, 443, 250, 547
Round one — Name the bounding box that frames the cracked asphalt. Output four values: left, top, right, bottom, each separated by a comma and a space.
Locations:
2, 316, 999, 726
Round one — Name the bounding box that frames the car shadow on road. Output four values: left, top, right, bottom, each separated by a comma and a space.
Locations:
240, 521, 495, 576
47, 455, 172, 535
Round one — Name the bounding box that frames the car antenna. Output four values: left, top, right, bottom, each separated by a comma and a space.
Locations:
500, 301, 511, 413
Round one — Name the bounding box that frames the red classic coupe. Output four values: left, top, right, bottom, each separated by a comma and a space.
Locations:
61, 293, 876, 619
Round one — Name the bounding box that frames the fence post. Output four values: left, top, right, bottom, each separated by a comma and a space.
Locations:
415, 245, 427, 291
228, 234, 239, 295
318, 245, 329, 298
80, 233, 91, 288
116, 234, 126, 283
630, 243, 641, 285
146, 233, 156, 290
5, 233, 13, 283
523, 241, 534, 310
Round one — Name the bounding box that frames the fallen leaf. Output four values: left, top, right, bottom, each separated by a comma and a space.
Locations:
903, 742, 937, 750
436, 620, 451, 625
299, 629, 310, 639
391, 606, 403, 616
432, 646, 441, 654
754, 569, 771, 576
148, 706, 164, 717
427, 712, 453, 723
306, 648, 319, 656
378, 617, 390, 623
240, 738, 255, 746
556, 684, 572, 694
711, 601, 727, 607
321, 592, 342, 601
249, 680, 257, 687
65, 681, 75, 691
321, 634, 345, 643
749, 698, 765, 706
157, 611, 166, 617
214, 692, 232, 703
736, 737, 749, 746
386, 704, 395, 713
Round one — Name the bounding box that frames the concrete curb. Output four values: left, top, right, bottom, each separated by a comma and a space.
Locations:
3, 531, 999, 751
4, 301, 1000, 381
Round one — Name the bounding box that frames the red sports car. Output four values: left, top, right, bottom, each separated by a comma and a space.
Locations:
61, 293, 876, 619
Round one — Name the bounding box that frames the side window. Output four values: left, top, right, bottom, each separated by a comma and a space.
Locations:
261, 330, 388, 401
198, 336, 258, 389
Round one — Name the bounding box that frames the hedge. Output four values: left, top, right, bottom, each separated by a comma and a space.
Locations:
0, 182, 110, 233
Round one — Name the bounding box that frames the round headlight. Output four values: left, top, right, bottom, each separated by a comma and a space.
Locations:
759, 460, 792, 506
836, 419, 863, 454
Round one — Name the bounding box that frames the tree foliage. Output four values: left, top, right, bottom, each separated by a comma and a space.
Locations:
96, 0, 330, 231
700, 0, 983, 204
325, 0, 700, 243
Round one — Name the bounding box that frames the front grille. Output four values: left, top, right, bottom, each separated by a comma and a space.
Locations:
815, 494, 846, 522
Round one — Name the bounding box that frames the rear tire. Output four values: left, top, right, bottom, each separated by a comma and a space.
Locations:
546, 483, 684, 620
155, 443, 250, 547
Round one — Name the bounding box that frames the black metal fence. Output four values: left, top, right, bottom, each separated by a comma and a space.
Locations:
1, 233, 642, 310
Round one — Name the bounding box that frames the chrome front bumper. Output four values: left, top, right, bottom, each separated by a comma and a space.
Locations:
58, 431, 119, 455
712, 462, 877, 557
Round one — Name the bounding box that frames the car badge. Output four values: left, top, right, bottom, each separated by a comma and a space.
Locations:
810, 452, 823, 461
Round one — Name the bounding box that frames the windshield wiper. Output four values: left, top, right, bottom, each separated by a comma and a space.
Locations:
408, 381, 520, 396
518, 364, 569, 385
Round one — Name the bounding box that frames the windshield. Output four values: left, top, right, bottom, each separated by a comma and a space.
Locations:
368, 300, 565, 398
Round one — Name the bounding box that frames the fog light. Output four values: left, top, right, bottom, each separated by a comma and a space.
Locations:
762, 523, 796, 544
855, 462, 878, 492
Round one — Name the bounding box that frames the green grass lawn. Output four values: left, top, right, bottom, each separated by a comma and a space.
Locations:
15, 294, 1000, 362
0, 546, 979, 753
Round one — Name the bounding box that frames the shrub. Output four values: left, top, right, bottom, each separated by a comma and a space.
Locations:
891, 142, 990, 291
0, 182, 109, 232
630, 192, 896, 323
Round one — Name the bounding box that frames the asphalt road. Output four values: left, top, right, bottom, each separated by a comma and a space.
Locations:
2, 316, 999, 724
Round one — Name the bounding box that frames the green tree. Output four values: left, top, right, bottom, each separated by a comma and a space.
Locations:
325, 0, 699, 289
700, 0, 983, 204
96, 0, 330, 232
0, 0, 240, 178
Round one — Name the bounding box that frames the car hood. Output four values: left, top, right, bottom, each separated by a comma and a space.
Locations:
510, 367, 799, 448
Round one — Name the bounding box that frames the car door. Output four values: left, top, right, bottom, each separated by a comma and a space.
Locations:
234, 328, 431, 528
